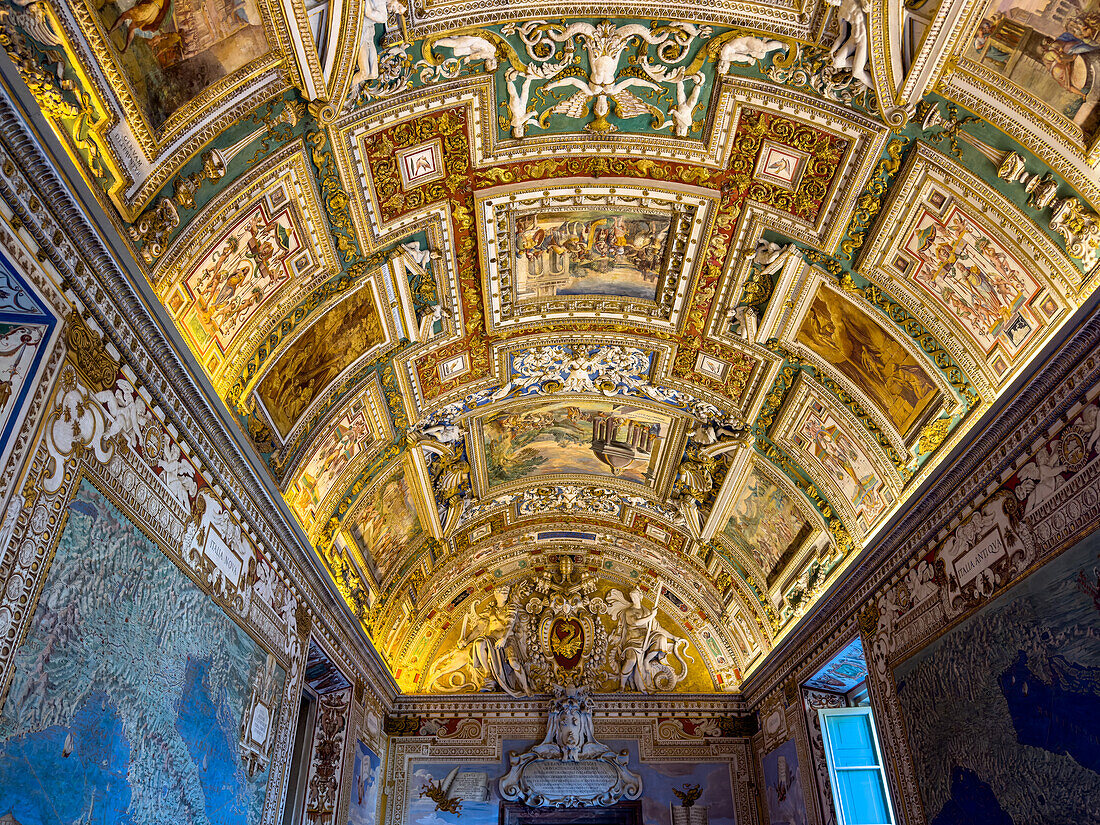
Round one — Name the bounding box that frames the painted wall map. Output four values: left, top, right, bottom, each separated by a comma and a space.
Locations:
96, 0, 271, 132
514, 210, 669, 301
722, 465, 813, 579
0, 481, 285, 825
256, 284, 384, 437
761, 738, 809, 825
901, 203, 1046, 367
796, 287, 938, 437
349, 740, 382, 825
482, 400, 671, 488
893, 527, 1100, 825
405, 741, 736, 825
171, 201, 302, 360
970, 0, 1100, 136
348, 463, 427, 587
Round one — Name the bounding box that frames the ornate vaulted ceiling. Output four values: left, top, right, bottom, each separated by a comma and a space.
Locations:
7, 0, 1100, 693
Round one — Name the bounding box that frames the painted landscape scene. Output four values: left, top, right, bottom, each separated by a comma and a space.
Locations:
513, 210, 669, 301
483, 400, 670, 488
723, 465, 813, 578
349, 464, 426, 586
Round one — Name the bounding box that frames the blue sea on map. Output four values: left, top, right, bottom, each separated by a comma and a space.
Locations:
0, 481, 284, 825
894, 530, 1100, 825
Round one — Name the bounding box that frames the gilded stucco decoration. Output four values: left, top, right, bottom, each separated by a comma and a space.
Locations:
9, 0, 1100, 695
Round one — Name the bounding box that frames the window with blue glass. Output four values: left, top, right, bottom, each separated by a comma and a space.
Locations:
819, 706, 896, 825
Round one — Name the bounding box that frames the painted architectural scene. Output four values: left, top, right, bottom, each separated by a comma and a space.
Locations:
349, 740, 382, 825
0, 481, 284, 825
969, 0, 1100, 135
901, 204, 1045, 364
96, 0, 271, 131
482, 400, 671, 488
255, 284, 385, 437
513, 210, 670, 301
893, 528, 1100, 824
170, 201, 301, 360
761, 738, 809, 825
795, 287, 939, 437
722, 465, 814, 579
794, 406, 892, 532
347, 463, 428, 588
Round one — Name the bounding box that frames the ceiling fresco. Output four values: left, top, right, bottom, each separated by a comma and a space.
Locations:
6, 0, 1100, 693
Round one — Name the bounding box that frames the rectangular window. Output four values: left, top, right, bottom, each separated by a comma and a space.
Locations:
819, 706, 896, 825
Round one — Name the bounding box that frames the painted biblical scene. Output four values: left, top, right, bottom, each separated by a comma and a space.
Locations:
794, 406, 892, 532
761, 738, 809, 825
796, 287, 939, 437
96, 0, 271, 132
174, 201, 301, 359
348, 463, 427, 587
722, 465, 813, 578
513, 210, 669, 302
256, 284, 385, 437
969, 0, 1100, 136
404, 743, 736, 825
286, 394, 378, 534
483, 400, 671, 488
349, 740, 382, 825
0, 480, 285, 825
893, 527, 1100, 824
902, 204, 1045, 363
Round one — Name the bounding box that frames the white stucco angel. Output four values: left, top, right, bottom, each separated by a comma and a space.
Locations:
94, 379, 150, 454
1017, 443, 1068, 516
828, 0, 873, 89
349, 0, 403, 97
428, 587, 533, 696
606, 588, 693, 692
663, 73, 706, 137
156, 437, 198, 510
504, 68, 541, 139
715, 36, 786, 73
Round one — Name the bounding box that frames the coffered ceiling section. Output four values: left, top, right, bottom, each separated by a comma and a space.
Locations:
8, 0, 1100, 693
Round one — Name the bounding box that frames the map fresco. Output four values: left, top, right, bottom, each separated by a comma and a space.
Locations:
722, 466, 812, 578
514, 210, 669, 301
894, 527, 1100, 825
969, 0, 1100, 136
483, 400, 670, 488
349, 740, 382, 825
0, 481, 284, 825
